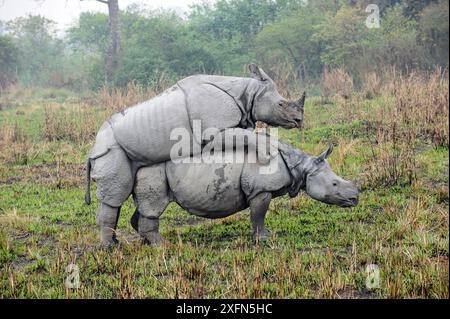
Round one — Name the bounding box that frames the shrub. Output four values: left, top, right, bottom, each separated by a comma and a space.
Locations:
0, 123, 33, 165
321, 68, 354, 100
43, 103, 102, 144
95, 81, 159, 114
362, 72, 382, 99
362, 67, 449, 188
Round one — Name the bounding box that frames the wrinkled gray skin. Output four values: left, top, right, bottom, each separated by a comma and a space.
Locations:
87, 64, 305, 246
126, 143, 359, 246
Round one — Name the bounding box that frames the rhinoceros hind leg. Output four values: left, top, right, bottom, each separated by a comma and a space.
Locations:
249, 192, 272, 242
131, 210, 166, 246
96, 202, 120, 247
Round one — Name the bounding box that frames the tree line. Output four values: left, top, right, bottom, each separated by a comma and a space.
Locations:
0, 0, 448, 91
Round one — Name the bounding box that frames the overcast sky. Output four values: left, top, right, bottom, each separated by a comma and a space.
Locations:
0, 0, 207, 30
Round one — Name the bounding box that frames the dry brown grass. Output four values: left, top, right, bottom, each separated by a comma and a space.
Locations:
362, 67, 449, 188
0, 123, 36, 165
321, 67, 354, 100
43, 103, 102, 144
265, 63, 302, 99
95, 81, 160, 114
362, 72, 382, 99
0, 122, 25, 145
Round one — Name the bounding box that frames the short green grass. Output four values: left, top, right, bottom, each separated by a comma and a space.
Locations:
0, 89, 448, 298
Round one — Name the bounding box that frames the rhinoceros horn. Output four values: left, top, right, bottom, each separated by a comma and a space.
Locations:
297, 91, 306, 108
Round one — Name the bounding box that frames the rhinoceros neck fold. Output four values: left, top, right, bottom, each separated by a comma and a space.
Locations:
195, 76, 257, 129
278, 143, 309, 197
236, 79, 258, 129
237, 79, 260, 129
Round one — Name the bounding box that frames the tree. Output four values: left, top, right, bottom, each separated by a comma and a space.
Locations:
315, 6, 369, 74
373, 5, 422, 71
66, 12, 110, 89
79, 0, 121, 84
6, 15, 66, 86
255, 6, 325, 81
402, 0, 437, 19
116, 8, 218, 86
0, 35, 18, 89
189, 0, 279, 41
67, 12, 109, 54
32, 0, 121, 84
419, 0, 449, 68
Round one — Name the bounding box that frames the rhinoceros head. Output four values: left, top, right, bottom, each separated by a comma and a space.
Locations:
248, 64, 305, 129
304, 145, 359, 207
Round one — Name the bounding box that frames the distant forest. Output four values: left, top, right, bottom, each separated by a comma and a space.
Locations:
0, 0, 448, 91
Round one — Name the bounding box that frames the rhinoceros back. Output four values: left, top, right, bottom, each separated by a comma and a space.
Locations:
110, 85, 193, 163
177, 75, 244, 131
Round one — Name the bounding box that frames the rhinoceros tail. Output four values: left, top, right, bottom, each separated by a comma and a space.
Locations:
85, 159, 92, 205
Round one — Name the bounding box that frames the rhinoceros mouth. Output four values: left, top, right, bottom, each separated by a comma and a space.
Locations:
339, 197, 359, 207
294, 119, 303, 128
280, 119, 299, 129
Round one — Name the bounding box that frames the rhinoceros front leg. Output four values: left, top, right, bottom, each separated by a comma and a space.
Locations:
131, 210, 166, 245
249, 192, 272, 242
96, 203, 120, 247
132, 164, 170, 245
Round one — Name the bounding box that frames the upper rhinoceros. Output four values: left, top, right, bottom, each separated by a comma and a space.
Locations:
86, 64, 305, 247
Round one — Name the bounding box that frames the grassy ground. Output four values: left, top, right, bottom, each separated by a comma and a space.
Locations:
0, 84, 448, 298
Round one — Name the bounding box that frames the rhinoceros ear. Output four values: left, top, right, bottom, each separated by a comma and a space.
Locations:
317, 144, 334, 162
248, 63, 269, 82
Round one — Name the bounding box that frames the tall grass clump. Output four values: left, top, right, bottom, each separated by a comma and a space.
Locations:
43, 77, 170, 145
96, 81, 162, 114
321, 67, 354, 100
362, 72, 382, 99
43, 103, 102, 144
363, 67, 449, 188
0, 122, 35, 164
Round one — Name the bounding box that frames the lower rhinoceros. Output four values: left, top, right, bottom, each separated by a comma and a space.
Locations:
110, 143, 358, 245
86, 64, 305, 246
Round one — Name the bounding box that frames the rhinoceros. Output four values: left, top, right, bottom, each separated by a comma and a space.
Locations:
86, 64, 305, 246
116, 143, 358, 245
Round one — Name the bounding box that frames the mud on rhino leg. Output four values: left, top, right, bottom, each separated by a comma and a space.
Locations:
249, 192, 272, 242
96, 203, 121, 247
131, 210, 166, 245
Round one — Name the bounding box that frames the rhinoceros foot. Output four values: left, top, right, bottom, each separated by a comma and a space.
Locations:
142, 233, 168, 246
252, 228, 272, 243
130, 210, 167, 246
98, 235, 119, 250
